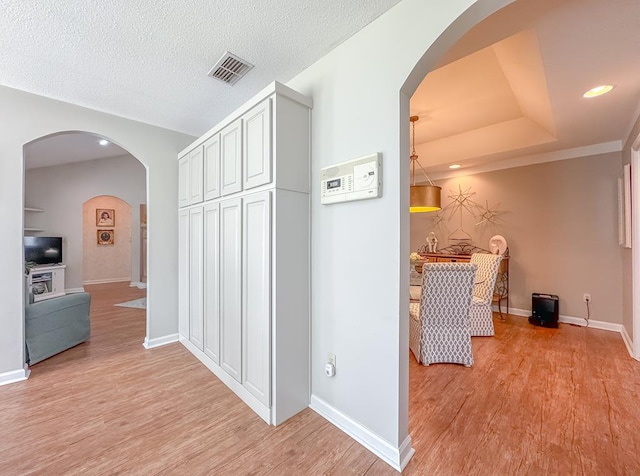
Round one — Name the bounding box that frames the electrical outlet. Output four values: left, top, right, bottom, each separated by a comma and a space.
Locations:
583, 293, 591, 303
326, 353, 337, 378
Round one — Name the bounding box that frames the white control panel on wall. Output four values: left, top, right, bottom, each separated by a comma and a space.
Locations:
320, 153, 382, 204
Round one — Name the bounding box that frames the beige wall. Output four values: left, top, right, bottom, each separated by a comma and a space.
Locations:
411, 152, 623, 322
83, 196, 131, 284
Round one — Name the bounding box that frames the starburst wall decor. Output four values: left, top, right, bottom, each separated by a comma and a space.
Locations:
475, 200, 504, 227
421, 184, 504, 244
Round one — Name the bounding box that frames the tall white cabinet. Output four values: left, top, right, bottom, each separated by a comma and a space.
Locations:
178, 82, 311, 425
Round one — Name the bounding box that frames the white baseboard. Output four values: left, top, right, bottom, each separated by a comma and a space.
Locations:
620, 325, 638, 360
310, 395, 415, 472
65, 287, 85, 294
143, 334, 179, 349
130, 282, 147, 289
0, 365, 30, 386
83, 277, 131, 285
503, 306, 623, 333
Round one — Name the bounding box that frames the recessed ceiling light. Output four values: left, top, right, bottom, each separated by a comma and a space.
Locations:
449, 164, 461, 169
583, 85, 614, 98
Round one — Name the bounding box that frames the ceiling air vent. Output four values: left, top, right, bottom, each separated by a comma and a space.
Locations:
207, 51, 254, 85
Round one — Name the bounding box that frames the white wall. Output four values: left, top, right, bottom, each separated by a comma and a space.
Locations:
287, 0, 514, 463
0, 86, 193, 379
25, 155, 146, 289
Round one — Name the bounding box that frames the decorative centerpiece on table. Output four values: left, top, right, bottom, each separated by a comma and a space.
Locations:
410, 252, 424, 273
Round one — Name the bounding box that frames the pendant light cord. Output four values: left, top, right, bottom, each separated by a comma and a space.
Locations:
410, 116, 436, 187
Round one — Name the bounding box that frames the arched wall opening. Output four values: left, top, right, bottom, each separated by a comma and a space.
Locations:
397, 0, 516, 463
286, 0, 515, 470
400, 2, 638, 468
23, 131, 150, 360
24, 131, 148, 290
0, 88, 193, 382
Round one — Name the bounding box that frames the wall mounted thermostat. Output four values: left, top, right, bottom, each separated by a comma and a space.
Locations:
320, 153, 382, 205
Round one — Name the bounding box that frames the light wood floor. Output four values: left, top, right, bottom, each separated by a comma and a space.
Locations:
1, 283, 638, 475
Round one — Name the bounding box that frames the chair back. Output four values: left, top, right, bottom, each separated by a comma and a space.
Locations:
470, 253, 503, 304
419, 262, 477, 327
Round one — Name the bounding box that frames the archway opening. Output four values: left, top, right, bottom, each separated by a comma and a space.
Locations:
400, 0, 639, 471
23, 131, 148, 369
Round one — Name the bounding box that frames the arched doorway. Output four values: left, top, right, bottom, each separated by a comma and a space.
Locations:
23, 131, 149, 367
399, 0, 640, 471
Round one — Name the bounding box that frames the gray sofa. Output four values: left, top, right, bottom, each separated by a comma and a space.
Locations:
25, 292, 91, 365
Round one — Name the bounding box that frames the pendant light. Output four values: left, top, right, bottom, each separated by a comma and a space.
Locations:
409, 115, 441, 212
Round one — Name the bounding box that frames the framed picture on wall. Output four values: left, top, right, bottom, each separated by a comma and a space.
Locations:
97, 229, 115, 245
96, 209, 115, 226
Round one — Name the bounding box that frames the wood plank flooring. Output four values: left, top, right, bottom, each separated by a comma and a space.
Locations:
1, 283, 638, 475
402, 316, 640, 475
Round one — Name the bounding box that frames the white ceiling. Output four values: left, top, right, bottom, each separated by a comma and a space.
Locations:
24, 132, 129, 169
0, 0, 401, 137
411, 0, 640, 176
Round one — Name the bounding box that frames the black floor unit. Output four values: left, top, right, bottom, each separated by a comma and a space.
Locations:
528, 293, 559, 328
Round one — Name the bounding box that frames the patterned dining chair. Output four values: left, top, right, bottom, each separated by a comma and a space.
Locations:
469, 253, 503, 336
409, 262, 477, 367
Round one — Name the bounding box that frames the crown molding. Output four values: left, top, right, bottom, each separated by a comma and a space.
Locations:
430, 141, 622, 180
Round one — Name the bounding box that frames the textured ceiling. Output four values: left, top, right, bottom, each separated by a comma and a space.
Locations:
0, 0, 401, 137
9, 0, 640, 174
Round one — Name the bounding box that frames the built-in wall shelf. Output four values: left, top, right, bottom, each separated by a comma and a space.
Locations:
24, 207, 45, 233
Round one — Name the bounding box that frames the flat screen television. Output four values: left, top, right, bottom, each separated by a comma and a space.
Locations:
24, 236, 63, 265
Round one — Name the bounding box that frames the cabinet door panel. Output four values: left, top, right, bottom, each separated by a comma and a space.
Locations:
243, 100, 271, 190
178, 209, 190, 338
178, 156, 190, 208
51, 270, 59, 294
203, 202, 220, 363
221, 119, 243, 196
242, 191, 271, 405
204, 134, 221, 200
189, 147, 204, 205
220, 198, 242, 382
189, 207, 204, 350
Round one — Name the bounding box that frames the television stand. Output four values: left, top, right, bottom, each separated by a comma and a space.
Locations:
28, 265, 66, 302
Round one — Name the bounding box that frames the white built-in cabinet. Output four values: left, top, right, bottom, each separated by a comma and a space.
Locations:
178, 210, 190, 338
203, 135, 221, 201
179, 146, 204, 207
189, 207, 204, 351
243, 100, 271, 190
242, 191, 271, 406
220, 197, 242, 382
177, 81, 311, 426
203, 202, 220, 363
220, 119, 243, 196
